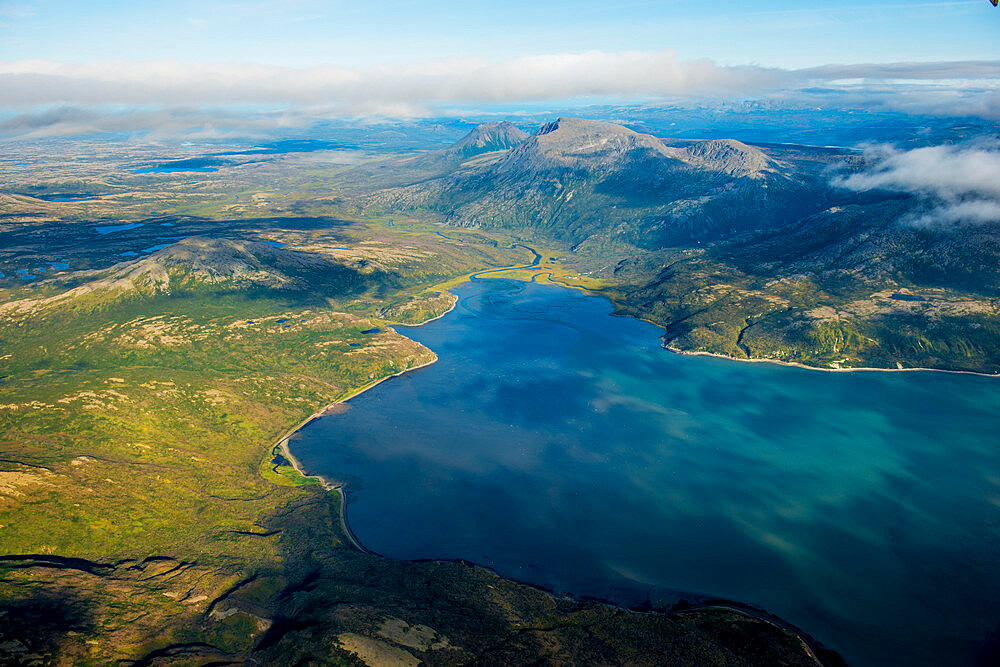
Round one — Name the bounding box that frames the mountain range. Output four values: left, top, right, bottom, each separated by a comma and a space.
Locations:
370, 117, 845, 251
364, 117, 1000, 372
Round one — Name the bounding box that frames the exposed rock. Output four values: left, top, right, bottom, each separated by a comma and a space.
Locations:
495, 117, 681, 173
683, 139, 772, 177
444, 121, 528, 158
337, 633, 420, 667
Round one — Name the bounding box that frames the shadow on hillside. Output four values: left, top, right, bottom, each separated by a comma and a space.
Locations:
0, 587, 96, 664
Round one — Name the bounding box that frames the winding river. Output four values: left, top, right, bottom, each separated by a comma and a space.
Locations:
291, 277, 1000, 667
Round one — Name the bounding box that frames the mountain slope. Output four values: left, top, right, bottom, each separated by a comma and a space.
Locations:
0, 237, 391, 317
358, 116, 1000, 372
610, 202, 1000, 372
682, 138, 772, 177
444, 120, 529, 158
368, 117, 827, 251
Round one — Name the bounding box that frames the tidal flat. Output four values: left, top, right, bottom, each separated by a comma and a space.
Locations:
293, 278, 1000, 667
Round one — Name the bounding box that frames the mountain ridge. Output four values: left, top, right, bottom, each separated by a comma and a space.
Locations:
444, 121, 529, 158
368, 116, 823, 249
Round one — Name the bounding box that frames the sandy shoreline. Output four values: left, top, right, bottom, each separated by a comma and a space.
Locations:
266, 259, 536, 550
271, 274, 995, 549
383, 292, 459, 328
270, 353, 440, 552
663, 344, 1000, 377
524, 278, 999, 379
264, 275, 844, 663
516, 276, 997, 377
274, 353, 440, 481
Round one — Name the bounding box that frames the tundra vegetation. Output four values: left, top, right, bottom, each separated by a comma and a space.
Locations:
6, 115, 996, 664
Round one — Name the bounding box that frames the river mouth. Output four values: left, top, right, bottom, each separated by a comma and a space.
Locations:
291, 278, 1000, 667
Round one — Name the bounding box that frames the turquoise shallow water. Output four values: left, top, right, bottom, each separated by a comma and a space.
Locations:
292, 279, 1000, 666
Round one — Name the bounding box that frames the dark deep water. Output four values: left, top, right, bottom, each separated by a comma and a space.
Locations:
291, 279, 1000, 667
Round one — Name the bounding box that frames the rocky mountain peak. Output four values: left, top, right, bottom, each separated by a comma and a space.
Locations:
496, 117, 678, 172
446, 121, 529, 157
682, 139, 771, 177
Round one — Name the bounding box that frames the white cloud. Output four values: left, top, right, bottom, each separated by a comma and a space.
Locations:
839, 141, 1000, 199
0, 52, 793, 109
908, 199, 1000, 227
837, 140, 1000, 227
0, 52, 997, 139
0, 106, 316, 140
1, 52, 996, 113
802, 60, 1000, 82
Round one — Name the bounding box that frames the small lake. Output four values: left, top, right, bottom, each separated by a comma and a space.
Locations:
132, 167, 218, 174
95, 223, 144, 235
291, 279, 1000, 667
24, 193, 100, 202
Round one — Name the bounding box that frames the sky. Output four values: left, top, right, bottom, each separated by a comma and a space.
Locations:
2, 0, 997, 68
0, 0, 998, 131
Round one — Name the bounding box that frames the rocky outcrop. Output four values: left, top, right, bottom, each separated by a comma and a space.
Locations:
683, 139, 772, 177
444, 121, 528, 158
494, 117, 682, 172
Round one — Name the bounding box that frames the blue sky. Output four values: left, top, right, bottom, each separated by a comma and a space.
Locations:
0, 0, 997, 132
2, 0, 997, 68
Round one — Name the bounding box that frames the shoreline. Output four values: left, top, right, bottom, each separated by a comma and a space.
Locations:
267, 275, 840, 665
491, 273, 999, 378
266, 253, 546, 545
663, 343, 1000, 378
271, 354, 440, 552
273, 273, 996, 562
380, 292, 459, 328
674, 601, 827, 667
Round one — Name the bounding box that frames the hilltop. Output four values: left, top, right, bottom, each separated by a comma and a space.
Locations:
443, 120, 529, 157
492, 118, 770, 177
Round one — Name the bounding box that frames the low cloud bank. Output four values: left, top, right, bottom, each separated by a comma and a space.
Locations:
0, 53, 791, 108
0, 106, 311, 140
837, 140, 1000, 227
0, 52, 998, 133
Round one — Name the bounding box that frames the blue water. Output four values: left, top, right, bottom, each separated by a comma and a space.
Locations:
292, 279, 1000, 667
133, 167, 218, 174
95, 223, 144, 235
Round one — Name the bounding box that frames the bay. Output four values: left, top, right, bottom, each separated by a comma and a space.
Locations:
292, 278, 1000, 667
